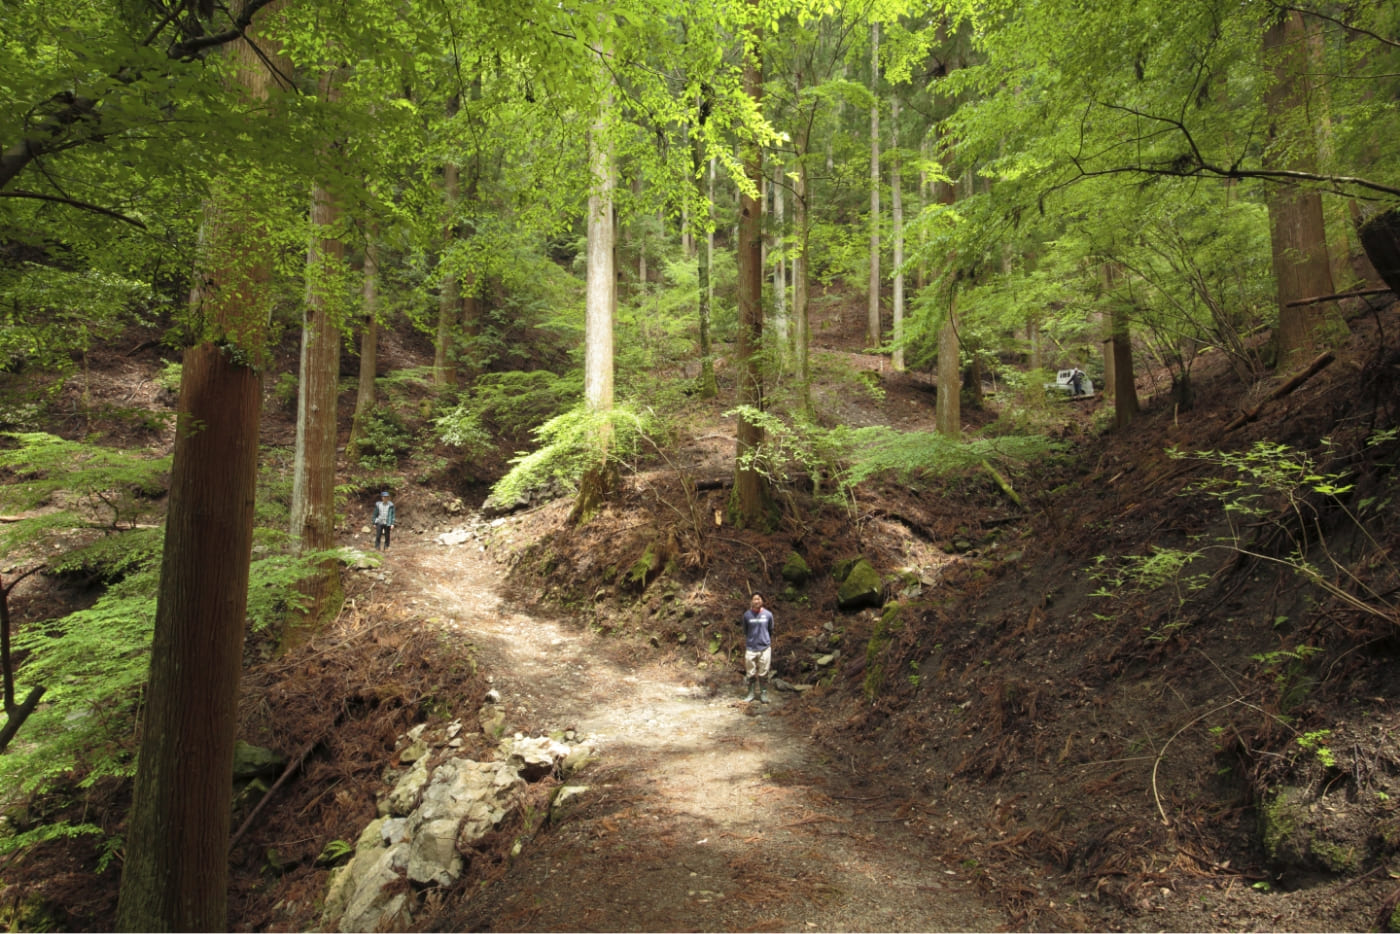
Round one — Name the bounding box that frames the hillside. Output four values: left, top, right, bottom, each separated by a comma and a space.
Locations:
2, 291, 1399, 933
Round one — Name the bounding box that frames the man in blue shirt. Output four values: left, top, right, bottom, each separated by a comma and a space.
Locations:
739, 592, 774, 703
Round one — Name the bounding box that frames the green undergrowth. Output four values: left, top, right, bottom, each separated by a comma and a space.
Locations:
0, 432, 359, 865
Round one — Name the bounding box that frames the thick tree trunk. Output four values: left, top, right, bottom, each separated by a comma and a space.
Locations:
867, 22, 881, 351
116, 344, 261, 931
1263, 10, 1336, 369
117, 8, 283, 925
1358, 208, 1400, 295
733, 12, 771, 526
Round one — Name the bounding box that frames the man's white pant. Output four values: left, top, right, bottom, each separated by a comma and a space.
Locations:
745, 647, 771, 679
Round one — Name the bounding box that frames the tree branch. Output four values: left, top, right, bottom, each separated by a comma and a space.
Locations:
1272, 3, 1400, 51
0, 191, 148, 228
166, 0, 283, 59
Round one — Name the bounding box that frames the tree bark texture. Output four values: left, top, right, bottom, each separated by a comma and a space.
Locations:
794, 136, 812, 414
116, 342, 261, 931
1263, 10, 1336, 369
1110, 305, 1139, 429
286, 170, 344, 647
349, 239, 379, 452
434, 149, 461, 389
1358, 208, 1400, 295
574, 90, 617, 523
734, 12, 770, 526
693, 143, 717, 399
936, 294, 960, 438
584, 101, 615, 415
773, 165, 788, 354
117, 9, 284, 924
867, 22, 881, 350
890, 94, 904, 373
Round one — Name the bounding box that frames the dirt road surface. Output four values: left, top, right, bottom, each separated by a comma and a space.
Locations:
389, 540, 1006, 932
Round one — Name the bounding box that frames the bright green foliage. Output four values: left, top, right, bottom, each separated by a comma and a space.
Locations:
352, 410, 415, 469
1176, 442, 1398, 625
438, 370, 584, 459
0, 433, 171, 545
831, 425, 1058, 490
491, 405, 658, 505
1090, 546, 1209, 614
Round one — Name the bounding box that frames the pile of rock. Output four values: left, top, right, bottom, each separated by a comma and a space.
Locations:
321, 709, 594, 932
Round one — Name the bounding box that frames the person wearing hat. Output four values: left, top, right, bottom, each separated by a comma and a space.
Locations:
372, 491, 396, 550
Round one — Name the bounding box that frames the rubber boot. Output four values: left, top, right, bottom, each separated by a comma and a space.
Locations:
758, 676, 770, 704
742, 677, 756, 702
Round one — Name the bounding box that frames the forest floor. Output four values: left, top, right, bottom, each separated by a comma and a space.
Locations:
5, 293, 1400, 932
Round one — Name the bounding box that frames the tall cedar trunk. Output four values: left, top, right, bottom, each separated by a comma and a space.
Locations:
1110, 304, 1140, 429
936, 293, 961, 437
574, 93, 616, 522
867, 22, 881, 350
733, 10, 770, 525
693, 141, 717, 398
1264, 10, 1335, 369
794, 85, 812, 414
117, 344, 261, 931
935, 167, 960, 437
433, 152, 461, 388
1098, 264, 1117, 400
349, 238, 379, 451
890, 95, 905, 373
457, 76, 483, 386
286, 168, 344, 647
116, 9, 283, 926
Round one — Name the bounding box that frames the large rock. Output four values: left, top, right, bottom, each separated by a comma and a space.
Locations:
232, 740, 284, 780
781, 551, 811, 586
322, 729, 591, 933
836, 558, 884, 611
506, 735, 571, 782
383, 756, 431, 817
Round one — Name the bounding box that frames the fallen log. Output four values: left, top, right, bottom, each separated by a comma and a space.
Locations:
1224, 351, 1334, 433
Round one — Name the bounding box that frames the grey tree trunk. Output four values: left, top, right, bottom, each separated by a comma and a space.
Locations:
867, 21, 881, 351
890, 94, 904, 373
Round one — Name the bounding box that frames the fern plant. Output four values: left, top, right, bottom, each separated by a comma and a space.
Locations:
490, 404, 656, 505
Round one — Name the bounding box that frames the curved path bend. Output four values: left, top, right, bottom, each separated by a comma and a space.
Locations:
392, 538, 1003, 932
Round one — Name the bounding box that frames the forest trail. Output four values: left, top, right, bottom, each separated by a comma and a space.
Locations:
386, 534, 1007, 932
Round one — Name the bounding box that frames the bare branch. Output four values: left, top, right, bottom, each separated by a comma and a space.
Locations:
0, 190, 148, 228
1272, 2, 1400, 51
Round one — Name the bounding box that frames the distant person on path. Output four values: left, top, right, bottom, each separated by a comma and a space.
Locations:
1069, 367, 1086, 396
738, 592, 774, 703
372, 491, 396, 550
